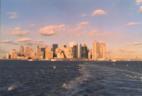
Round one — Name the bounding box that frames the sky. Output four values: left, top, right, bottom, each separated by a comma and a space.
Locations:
0, 0, 142, 59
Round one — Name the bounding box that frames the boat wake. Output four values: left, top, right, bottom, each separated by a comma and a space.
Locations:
63, 63, 142, 96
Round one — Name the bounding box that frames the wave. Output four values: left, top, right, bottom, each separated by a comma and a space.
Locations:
62, 63, 142, 96
62, 64, 91, 96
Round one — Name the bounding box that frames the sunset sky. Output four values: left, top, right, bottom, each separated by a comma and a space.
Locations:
0, 0, 142, 59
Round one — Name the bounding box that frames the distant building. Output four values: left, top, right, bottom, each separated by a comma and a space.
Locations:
56, 48, 65, 59
41, 47, 46, 59
9, 49, 17, 59
19, 46, 25, 56
6, 41, 108, 61
45, 47, 53, 60
80, 44, 89, 59
92, 41, 107, 60
52, 44, 58, 58
35, 46, 42, 60
98, 43, 107, 59
24, 46, 34, 59
62, 45, 73, 59
88, 49, 93, 60
78, 45, 81, 59
72, 44, 78, 59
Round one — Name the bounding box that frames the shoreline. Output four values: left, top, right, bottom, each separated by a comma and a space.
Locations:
0, 59, 142, 62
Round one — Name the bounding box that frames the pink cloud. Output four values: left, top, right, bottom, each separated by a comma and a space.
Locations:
136, 0, 142, 4
10, 27, 28, 36
92, 9, 107, 16
39, 24, 65, 36
126, 22, 141, 26
128, 42, 142, 46
16, 37, 32, 43
79, 21, 89, 26
0, 40, 17, 45
139, 6, 142, 13
81, 13, 87, 17
7, 12, 18, 19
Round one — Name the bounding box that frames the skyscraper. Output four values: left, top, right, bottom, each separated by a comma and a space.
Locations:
62, 45, 73, 59
88, 49, 93, 60
52, 44, 58, 58
72, 44, 78, 59
19, 46, 24, 56
24, 46, 34, 59
45, 47, 53, 60
10, 49, 17, 59
92, 41, 107, 60
41, 47, 46, 59
80, 44, 89, 59
99, 43, 107, 59
35, 46, 42, 60
56, 48, 65, 59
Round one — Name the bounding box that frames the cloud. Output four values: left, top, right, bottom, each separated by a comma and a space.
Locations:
39, 24, 65, 36
81, 13, 87, 17
118, 48, 135, 53
139, 6, 142, 13
65, 21, 89, 37
92, 9, 107, 16
29, 24, 36, 27
16, 37, 32, 43
10, 27, 28, 36
88, 31, 95, 36
0, 40, 17, 45
136, 0, 142, 4
126, 22, 141, 26
76, 21, 89, 31
129, 42, 142, 46
79, 21, 89, 25
7, 12, 18, 19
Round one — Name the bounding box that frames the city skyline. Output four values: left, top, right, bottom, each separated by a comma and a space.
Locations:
6, 41, 107, 61
0, 0, 142, 60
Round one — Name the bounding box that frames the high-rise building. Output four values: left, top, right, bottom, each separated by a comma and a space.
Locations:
56, 48, 65, 59
88, 49, 93, 60
99, 43, 107, 59
35, 46, 42, 60
9, 49, 17, 59
62, 45, 73, 59
19, 46, 24, 56
52, 44, 58, 58
92, 41, 99, 60
80, 44, 89, 59
72, 44, 78, 59
41, 47, 46, 59
78, 44, 81, 58
24, 46, 34, 59
6, 41, 107, 61
45, 47, 53, 60
92, 41, 107, 60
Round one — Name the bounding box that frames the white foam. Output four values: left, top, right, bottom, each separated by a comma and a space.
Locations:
8, 85, 17, 91
62, 64, 91, 95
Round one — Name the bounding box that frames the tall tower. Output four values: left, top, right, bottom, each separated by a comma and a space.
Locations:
92, 41, 107, 60
72, 44, 78, 59
78, 44, 81, 59
41, 47, 46, 59
99, 43, 107, 59
80, 44, 89, 59
35, 46, 42, 60
19, 46, 24, 56
92, 41, 98, 60
52, 44, 58, 58
10, 49, 17, 59
45, 47, 53, 60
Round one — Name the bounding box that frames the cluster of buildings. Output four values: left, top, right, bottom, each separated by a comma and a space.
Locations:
6, 41, 107, 61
